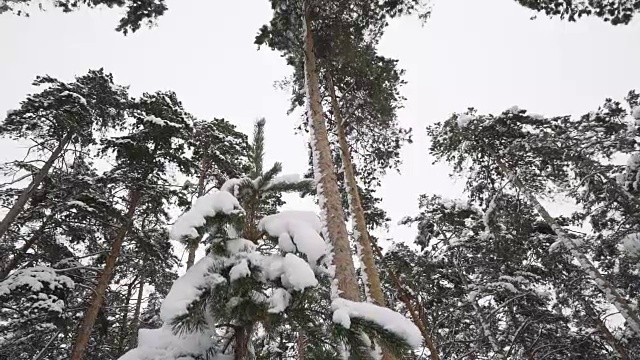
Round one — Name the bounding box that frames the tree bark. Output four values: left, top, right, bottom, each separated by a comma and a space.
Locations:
70, 190, 142, 360
0, 132, 73, 240
486, 149, 640, 335
296, 331, 307, 360
0, 212, 54, 279
370, 236, 440, 360
186, 157, 210, 269
326, 72, 386, 305
234, 324, 254, 360
129, 276, 145, 348
581, 299, 629, 360
116, 278, 137, 355
326, 72, 397, 360
303, 1, 360, 302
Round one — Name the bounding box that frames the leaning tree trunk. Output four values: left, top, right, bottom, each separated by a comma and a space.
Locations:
303, 2, 360, 301
370, 236, 441, 360
326, 72, 397, 360
486, 148, 640, 335
0, 132, 73, 240
70, 190, 142, 360
581, 298, 629, 360
326, 72, 386, 305
0, 212, 54, 279
186, 157, 210, 269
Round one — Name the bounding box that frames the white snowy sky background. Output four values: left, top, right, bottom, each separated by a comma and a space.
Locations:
1, 0, 640, 264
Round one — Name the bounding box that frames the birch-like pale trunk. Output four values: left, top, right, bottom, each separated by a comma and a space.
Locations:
302, 1, 360, 302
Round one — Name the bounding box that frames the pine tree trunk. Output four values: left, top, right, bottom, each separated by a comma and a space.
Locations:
186, 157, 210, 269
434, 222, 500, 359
326, 72, 386, 305
0, 212, 54, 279
487, 149, 640, 335
303, 0, 360, 302
129, 276, 145, 348
0, 132, 73, 240
326, 73, 397, 360
296, 331, 307, 360
370, 236, 440, 360
581, 299, 629, 360
70, 190, 142, 360
116, 279, 137, 355
234, 324, 254, 360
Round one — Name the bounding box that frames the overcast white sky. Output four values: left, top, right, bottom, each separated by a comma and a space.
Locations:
1, 0, 639, 249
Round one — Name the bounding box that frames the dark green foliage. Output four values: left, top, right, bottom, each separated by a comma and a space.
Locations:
0, 0, 168, 33
422, 91, 640, 358
1, 69, 129, 146
0, 71, 220, 359
516, 0, 640, 25
190, 117, 251, 191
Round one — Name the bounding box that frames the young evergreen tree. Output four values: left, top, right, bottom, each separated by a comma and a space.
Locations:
184, 118, 251, 269
120, 181, 421, 360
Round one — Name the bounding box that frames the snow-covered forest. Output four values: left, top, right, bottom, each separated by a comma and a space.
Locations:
1, 0, 640, 359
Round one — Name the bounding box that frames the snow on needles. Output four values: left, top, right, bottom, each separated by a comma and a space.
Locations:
170, 190, 242, 241
144, 115, 183, 128
632, 106, 640, 120
119, 325, 217, 360
0, 266, 74, 296
160, 256, 226, 322
258, 211, 327, 266
457, 114, 474, 128
264, 253, 318, 291
265, 173, 301, 189
331, 298, 423, 348
229, 259, 251, 282
622, 233, 640, 257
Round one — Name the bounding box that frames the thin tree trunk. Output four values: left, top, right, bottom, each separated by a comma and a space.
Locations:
70, 190, 142, 360
0, 132, 73, 240
581, 299, 629, 360
434, 222, 502, 359
0, 212, 54, 279
186, 157, 210, 269
116, 278, 137, 355
303, 2, 360, 301
326, 72, 397, 360
129, 276, 145, 348
487, 149, 640, 335
370, 236, 441, 360
297, 331, 307, 360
